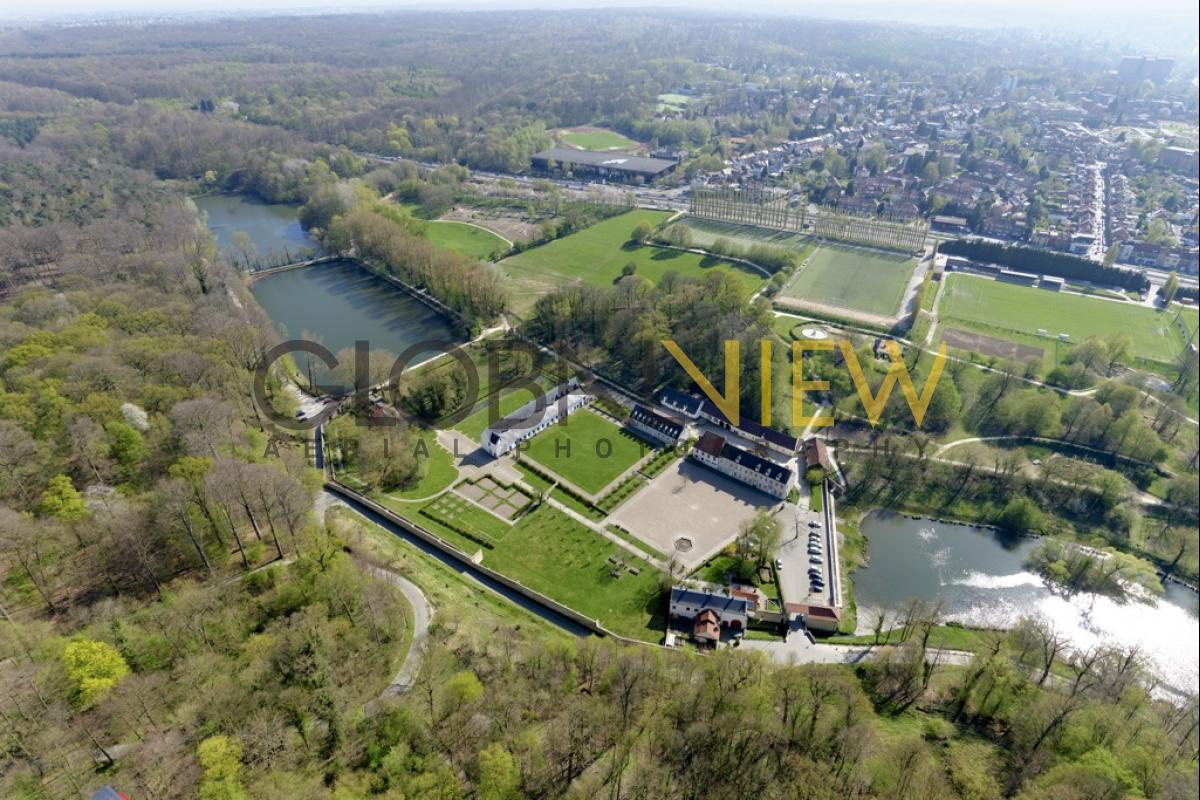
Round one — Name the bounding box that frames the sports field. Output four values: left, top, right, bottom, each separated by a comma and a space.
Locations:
423, 220, 509, 261
939, 274, 1189, 364
499, 210, 766, 314
666, 217, 814, 254
557, 126, 640, 151
522, 408, 648, 494
781, 244, 917, 317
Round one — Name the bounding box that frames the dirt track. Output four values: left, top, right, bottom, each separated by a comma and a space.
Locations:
940, 327, 1043, 361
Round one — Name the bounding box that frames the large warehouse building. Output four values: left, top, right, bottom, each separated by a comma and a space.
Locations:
530, 147, 677, 184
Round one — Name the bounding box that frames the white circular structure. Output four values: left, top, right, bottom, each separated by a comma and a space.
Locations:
801, 327, 829, 340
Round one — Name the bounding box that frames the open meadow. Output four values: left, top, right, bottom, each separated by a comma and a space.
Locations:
423, 220, 510, 261
499, 209, 766, 314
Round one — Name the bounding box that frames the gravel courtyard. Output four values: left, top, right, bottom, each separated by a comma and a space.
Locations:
609, 458, 779, 570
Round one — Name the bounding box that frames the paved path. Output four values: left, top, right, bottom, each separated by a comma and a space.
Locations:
318, 491, 434, 698
367, 565, 433, 698
742, 632, 974, 667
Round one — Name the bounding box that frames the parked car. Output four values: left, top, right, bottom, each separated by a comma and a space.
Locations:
775, 558, 784, 570
808, 521, 821, 528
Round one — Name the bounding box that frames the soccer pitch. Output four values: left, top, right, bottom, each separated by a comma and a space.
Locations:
499, 210, 766, 314
558, 126, 640, 151
781, 244, 917, 317
939, 274, 1189, 365
522, 408, 648, 494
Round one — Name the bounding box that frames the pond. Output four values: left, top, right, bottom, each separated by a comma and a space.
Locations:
195, 193, 317, 268
249, 259, 461, 387
852, 511, 1199, 694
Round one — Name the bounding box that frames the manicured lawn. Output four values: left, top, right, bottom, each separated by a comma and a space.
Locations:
669, 216, 814, 253
333, 430, 457, 502
500, 210, 765, 314
522, 408, 648, 494
782, 244, 917, 316
558, 126, 640, 151
940, 274, 1188, 365
423, 220, 509, 261
385, 429, 458, 500
421, 490, 513, 544
483, 505, 663, 638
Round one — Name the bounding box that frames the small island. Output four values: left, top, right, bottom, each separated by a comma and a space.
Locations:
1026, 539, 1163, 602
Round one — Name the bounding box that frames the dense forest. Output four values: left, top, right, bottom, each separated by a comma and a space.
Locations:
1, 9, 1197, 800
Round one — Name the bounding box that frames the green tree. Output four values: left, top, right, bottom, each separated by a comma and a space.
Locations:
630, 221, 654, 244
39, 474, 88, 522
477, 742, 521, 800
996, 496, 1044, 533
444, 670, 485, 708
197, 735, 248, 800
61, 638, 130, 708
1103, 243, 1119, 267
1161, 271, 1179, 305
106, 420, 147, 471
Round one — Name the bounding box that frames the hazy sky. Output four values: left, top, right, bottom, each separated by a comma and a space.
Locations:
2, 0, 1197, 53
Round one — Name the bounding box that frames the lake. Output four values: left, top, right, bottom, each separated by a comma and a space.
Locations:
195, 193, 317, 268
249, 259, 461, 387
852, 511, 1199, 693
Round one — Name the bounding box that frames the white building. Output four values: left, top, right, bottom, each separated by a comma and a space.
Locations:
481, 379, 592, 457
627, 404, 684, 447
668, 587, 749, 632
691, 431, 794, 500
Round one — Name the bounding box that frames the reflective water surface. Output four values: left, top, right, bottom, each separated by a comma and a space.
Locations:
852, 511, 1199, 693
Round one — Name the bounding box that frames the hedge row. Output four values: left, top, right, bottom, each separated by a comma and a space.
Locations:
941, 238, 1150, 292
597, 474, 645, 513
419, 508, 496, 550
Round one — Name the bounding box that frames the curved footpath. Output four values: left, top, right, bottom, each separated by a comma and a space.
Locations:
368, 564, 433, 697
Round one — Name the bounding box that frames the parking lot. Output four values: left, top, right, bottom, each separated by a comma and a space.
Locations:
609, 458, 778, 571
775, 485, 837, 606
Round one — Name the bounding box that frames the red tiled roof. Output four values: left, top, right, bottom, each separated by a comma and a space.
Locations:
695, 431, 726, 457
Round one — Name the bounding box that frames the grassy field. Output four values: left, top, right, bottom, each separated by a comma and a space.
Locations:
332, 429, 458, 503
421, 490, 513, 544
522, 408, 648, 494
482, 505, 663, 638
668, 216, 813, 253
387, 429, 458, 500
423, 220, 509, 261
939, 274, 1189, 365
558, 126, 640, 151
656, 93, 691, 112
499, 210, 765, 314
782, 244, 917, 316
